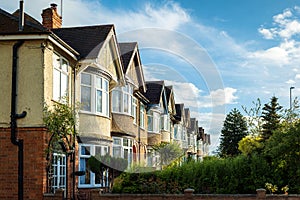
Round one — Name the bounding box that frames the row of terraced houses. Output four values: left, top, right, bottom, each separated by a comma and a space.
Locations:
0, 3, 210, 200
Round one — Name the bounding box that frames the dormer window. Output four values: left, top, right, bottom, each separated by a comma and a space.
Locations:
80, 72, 109, 117
53, 52, 69, 101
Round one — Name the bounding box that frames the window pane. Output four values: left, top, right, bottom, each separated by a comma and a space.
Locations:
81, 146, 91, 155
112, 90, 121, 112
53, 69, 60, 100
96, 77, 102, 88
96, 90, 102, 113
81, 86, 91, 111
124, 149, 128, 160
104, 80, 109, 92
53, 53, 60, 69
95, 146, 102, 155
124, 94, 129, 113
81, 73, 91, 85
61, 73, 68, 98
113, 147, 121, 158
80, 158, 90, 184
123, 139, 128, 147
61, 58, 68, 72
113, 138, 121, 145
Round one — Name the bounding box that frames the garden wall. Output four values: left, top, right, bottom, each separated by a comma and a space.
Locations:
43, 188, 300, 200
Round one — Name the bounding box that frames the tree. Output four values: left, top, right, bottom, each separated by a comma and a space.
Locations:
152, 142, 183, 167
242, 98, 263, 135
261, 96, 282, 141
218, 108, 248, 158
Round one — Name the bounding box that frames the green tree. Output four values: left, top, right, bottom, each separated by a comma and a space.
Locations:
152, 142, 183, 167
242, 98, 263, 135
261, 96, 282, 141
218, 108, 248, 158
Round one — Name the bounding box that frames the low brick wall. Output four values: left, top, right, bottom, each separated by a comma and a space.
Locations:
43, 188, 300, 200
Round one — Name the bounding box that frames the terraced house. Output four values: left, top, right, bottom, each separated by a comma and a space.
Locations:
0, 3, 210, 200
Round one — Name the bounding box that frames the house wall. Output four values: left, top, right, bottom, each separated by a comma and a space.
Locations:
161, 130, 171, 143
0, 40, 46, 127
78, 113, 111, 139
0, 127, 48, 200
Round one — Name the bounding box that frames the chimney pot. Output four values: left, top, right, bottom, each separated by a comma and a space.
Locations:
50, 3, 57, 9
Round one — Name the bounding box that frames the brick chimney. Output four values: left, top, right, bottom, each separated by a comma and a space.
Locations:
41, 3, 62, 29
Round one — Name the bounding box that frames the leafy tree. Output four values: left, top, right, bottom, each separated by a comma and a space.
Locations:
282, 97, 300, 123
152, 142, 183, 167
242, 98, 263, 135
261, 96, 282, 141
43, 100, 77, 156
238, 135, 264, 156
218, 108, 248, 158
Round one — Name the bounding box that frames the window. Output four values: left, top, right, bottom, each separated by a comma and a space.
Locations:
147, 111, 160, 133
80, 72, 109, 116
112, 137, 133, 167
49, 153, 66, 193
53, 53, 69, 101
161, 114, 170, 131
140, 103, 145, 129
112, 85, 133, 115
79, 144, 109, 188
132, 97, 137, 124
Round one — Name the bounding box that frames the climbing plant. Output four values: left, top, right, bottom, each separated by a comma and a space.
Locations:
43, 100, 78, 156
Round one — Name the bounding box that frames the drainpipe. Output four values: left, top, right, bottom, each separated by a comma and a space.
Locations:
11, 40, 27, 200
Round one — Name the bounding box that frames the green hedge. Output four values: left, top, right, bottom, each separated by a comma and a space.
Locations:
112, 154, 299, 194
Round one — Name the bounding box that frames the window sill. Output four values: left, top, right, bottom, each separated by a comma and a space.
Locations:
79, 111, 110, 119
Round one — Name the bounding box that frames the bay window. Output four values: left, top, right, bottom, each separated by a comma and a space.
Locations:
79, 144, 109, 188
112, 85, 133, 115
53, 53, 69, 101
147, 111, 160, 133
80, 72, 109, 117
112, 137, 133, 167
161, 114, 170, 131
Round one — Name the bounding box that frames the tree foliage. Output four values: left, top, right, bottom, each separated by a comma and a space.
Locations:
43, 101, 77, 154
152, 142, 183, 167
218, 108, 248, 157
261, 96, 282, 141
242, 98, 263, 135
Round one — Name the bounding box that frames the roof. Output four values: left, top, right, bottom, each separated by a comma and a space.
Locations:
175, 103, 184, 121
165, 86, 173, 103
143, 81, 165, 104
52, 25, 114, 59
119, 42, 137, 73
0, 8, 46, 33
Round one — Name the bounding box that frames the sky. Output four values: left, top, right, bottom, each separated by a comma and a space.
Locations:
1, 0, 300, 153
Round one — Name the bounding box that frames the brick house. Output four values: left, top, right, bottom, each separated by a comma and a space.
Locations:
0, 4, 80, 199
0, 3, 211, 199
111, 42, 149, 166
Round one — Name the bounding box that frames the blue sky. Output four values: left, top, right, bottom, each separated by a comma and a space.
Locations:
2, 0, 300, 152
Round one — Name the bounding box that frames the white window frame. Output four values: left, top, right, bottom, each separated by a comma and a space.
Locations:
78, 144, 109, 188
80, 72, 109, 117
161, 114, 170, 131
53, 52, 69, 102
112, 85, 133, 115
147, 110, 160, 133
51, 153, 66, 193
132, 97, 137, 124
140, 103, 145, 129
112, 137, 133, 167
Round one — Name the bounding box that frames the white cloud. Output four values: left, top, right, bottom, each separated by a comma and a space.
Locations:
295, 74, 300, 79
286, 79, 296, 85
258, 27, 274, 39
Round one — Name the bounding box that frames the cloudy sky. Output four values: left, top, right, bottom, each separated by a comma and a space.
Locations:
2, 0, 300, 152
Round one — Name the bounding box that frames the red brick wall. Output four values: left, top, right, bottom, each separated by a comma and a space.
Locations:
0, 127, 48, 200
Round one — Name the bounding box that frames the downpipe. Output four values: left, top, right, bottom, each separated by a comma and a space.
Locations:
11, 40, 27, 200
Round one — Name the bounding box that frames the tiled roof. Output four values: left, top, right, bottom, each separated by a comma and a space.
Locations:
0, 8, 46, 33
52, 25, 114, 59
175, 103, 184, 121
143, 81, 165, 104
119, 42, 137, 73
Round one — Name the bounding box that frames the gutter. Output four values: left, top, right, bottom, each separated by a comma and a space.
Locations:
11, 40, 27, 200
